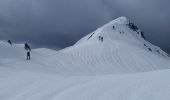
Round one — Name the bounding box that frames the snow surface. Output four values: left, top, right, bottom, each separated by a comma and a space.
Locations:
0, 17, 170, 100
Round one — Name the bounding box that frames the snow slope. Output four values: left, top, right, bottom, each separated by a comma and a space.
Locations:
1, 68, 170, 100
41, 16, 170, 75
0, 17, 170, 100
0, 41, 25, 64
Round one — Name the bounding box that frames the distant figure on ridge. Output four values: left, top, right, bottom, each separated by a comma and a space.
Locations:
101, 37, 103, 42
99, 36, 101, 41
99, 36, 103, 42
27, 51, 30, 60
24, 43, 31, 60
7, 40, 12, 45
113, 26, 115, 30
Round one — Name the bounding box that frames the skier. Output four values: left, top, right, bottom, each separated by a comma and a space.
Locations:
113, 26, 115, 30
7, 40, 12, 45
27, 51, 31, 60
24, 43, 31, 60
25, 43, 31, 51
101, 37, 103, 42
99, 36, 101, 41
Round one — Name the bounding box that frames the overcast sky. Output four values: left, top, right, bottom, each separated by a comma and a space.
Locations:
0, 0, 170, 53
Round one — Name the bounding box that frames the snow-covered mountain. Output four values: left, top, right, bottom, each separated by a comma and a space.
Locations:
0, 17, 170, 100
1, 17, 170, 75
58, 16, 170, 74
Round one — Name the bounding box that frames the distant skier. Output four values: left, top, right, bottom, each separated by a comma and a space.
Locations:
25, 43, 31, 51
98, 36, 103, 42
99, 36, 101, 41
7, 40, 12, 45
113, 26, 115, 30
101, 37, 103, 42
24, 43, 31, 60
27, 51, 31, 60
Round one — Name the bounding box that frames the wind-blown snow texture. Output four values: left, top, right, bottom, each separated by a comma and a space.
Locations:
0, 17, 170, 100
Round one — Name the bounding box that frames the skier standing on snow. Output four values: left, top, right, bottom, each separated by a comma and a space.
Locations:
24, 43, 31, 60
113, 26, 115, 30
99, 36, 103, 42
27, 51, 30, 60
101, 37, 103, 42
99, 36, 101, 41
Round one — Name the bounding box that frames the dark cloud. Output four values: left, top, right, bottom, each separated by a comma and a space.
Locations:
0, 0, 111, 48
0, 0, 170, 53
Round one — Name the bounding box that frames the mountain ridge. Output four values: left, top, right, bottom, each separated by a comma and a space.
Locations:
0, 17, 170, 75
75, 17, 169, 58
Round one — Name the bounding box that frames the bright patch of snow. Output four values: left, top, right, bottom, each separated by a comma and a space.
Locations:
0, 68, 170, 100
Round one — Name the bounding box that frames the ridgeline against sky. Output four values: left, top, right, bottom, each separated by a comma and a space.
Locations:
0, 0, 169, 53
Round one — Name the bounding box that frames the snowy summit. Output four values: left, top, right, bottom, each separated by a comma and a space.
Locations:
0, 17, 170, 100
